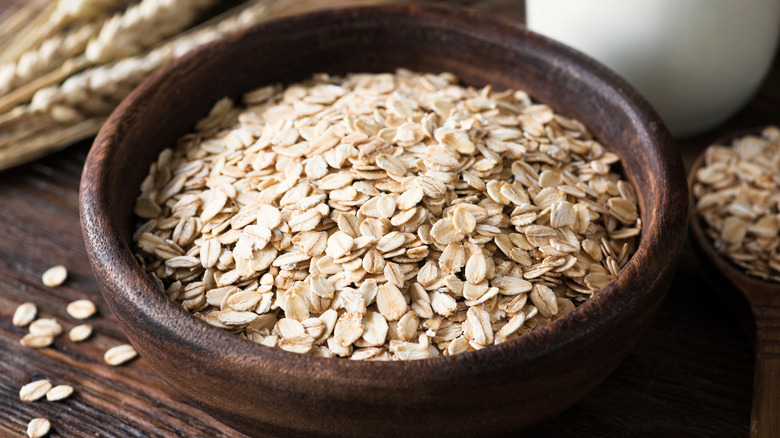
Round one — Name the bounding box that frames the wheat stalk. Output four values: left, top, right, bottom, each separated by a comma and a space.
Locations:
0, 118, 106, 171
0, 0, 126, 65
29, 2, 278, 119
85, 0, 217, 64
49, 0, 130, 30
0, 0, 52, 59
0, 22, 101, 96
0, 0, 55, 64
0, 0, 215, 117
0, 2, 276, 171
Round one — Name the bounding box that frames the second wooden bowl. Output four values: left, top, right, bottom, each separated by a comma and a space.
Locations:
80, 5, 688, 437
688, 129, 780, 437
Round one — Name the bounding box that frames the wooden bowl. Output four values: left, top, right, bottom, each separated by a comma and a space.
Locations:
80, 5, 688, 437
687, 129, 780, 438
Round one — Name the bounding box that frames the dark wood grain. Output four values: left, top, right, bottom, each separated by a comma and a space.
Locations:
80, 5, 686, 437
0, 0, 774, 437
688, 131, 780, 438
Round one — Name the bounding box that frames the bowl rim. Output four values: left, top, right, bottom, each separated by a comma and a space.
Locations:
80, 4, 687, 381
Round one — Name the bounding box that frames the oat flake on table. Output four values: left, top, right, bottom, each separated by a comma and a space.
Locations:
19, 379, 52, 402
26, 417, 50, 438
132, 69, 641, 360
41, 265, 67, 287
69, 324, 93, 342
28, 318, 62, 337
12, 302, 37, 327
104, 344, 138, 366
19, 333, 53, 348
45, 384, 74, 402
66, 299, 97, 319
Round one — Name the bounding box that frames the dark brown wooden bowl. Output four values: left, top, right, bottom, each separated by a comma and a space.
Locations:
80, 5, 688, 437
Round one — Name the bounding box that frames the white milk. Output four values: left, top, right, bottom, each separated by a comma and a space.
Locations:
527, 0, 780, 138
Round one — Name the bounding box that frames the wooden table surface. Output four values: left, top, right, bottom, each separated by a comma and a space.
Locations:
1, 1, 779, 437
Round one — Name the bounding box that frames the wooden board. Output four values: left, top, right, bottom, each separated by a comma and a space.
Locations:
0, 0, 778, 436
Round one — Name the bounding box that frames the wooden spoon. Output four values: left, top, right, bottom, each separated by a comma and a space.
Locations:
688, 129, 780, 438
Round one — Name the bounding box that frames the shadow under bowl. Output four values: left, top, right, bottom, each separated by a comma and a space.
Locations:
80, 5, 688, 437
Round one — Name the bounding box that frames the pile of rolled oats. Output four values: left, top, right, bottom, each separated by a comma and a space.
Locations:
693, 126, 780, 281
133, 69, 641, 360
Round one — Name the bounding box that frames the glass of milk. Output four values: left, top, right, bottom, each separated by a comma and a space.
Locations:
527, 0, 780, 138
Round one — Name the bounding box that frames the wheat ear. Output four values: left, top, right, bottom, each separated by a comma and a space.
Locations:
0, 0, 216, 115
0, 2, 276, 171
0, 0, 124, 65
85, 0, 218, 64
0, 22, 101, 96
